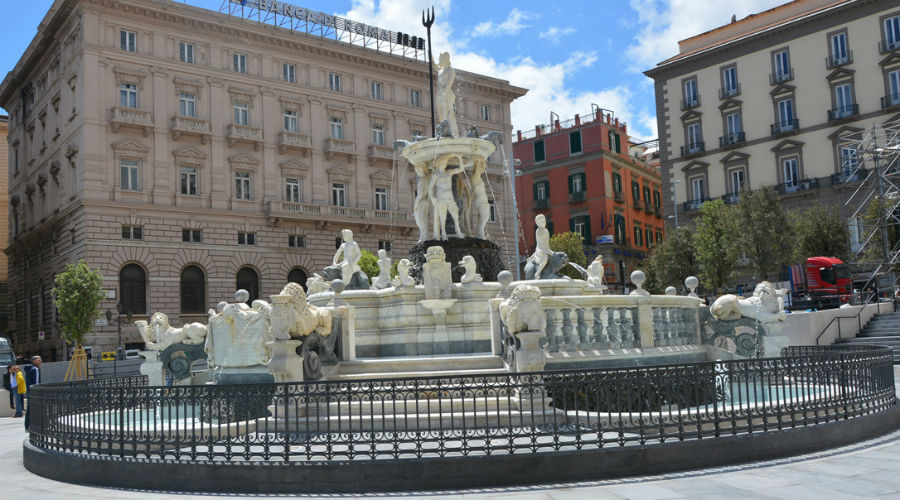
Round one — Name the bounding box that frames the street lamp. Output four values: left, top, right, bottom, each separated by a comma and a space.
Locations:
509, 157, 523, 281
670, 179, 682, 229
105, 303, 132, 378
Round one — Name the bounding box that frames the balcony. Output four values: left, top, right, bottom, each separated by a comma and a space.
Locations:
226, 124, 263, 150
569, 190, 586, 203
680, 141, 705, 157
266, 200, 413, 228
719, 132, 746, 148
367, 144, 394, 166
722, 192, 741, 205
632, 197, 642, 210
170, 116, 211, 143
826, 51, 853, 69
775, 177, 819, 195
769, 68, 794, 85
683, 198, 710, 212
643, 201, 654, 214
881, 93, 900, 110
770, 119, 799, 136
532, 198, 549, 210
828, 104, 859, 122
277, 131, 312, 155
653, 206, 661, 217
878, 40, 900, 55
110, 106, 153, 136
830, 167, 868, 185
613, 190, 625, 203
719, 84, 741, 99
680, 97, 700, 111
324, 138, 357, 162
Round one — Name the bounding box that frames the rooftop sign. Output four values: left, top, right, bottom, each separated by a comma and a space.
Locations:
223, 0, 426, 60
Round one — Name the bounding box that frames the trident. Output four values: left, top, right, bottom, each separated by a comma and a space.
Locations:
422, 6, 436, 138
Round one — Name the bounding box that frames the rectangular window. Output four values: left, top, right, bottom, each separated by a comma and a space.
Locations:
632, 181, 641, 203
885, 15, 900, 50
835, 83, 853, 114
329, 73, 342, 91
372, 125, 385, 146
840, 147, 859, 174
182, 229, 202, 243
643, 186, 651, 206
726, 112, 741, 135
179, 42, 194, 63
180, 166, 198, 195
120, 30, 136, 52
283, 63, 296, 83
569, 131, 582, 154
121, 225, 143, 240
371, 81, 383, 100
233, 101, 249, 125
729, 169, 744, 193
378, 240, 393, 252
571, 173, 584, 193
330, 117, 344, 139
608, 131, 621, 153
646, 229, 654, 248
687, 123, 702, 151
612, 172, 622, 193
233, 53, 247, 73
656, 231, 662, 244
683, 79, 698, 106
722, 66, 738, 95
284, 109, 298, 132
235, 171, 251, 200
237, 232, 255, 245
634, 226, 643, 247
489, 200, 497, 222
120, 83, 137, 108
120, 159, 139, 191
778, 98, 794, 127
782, 157, 800, 189
774, 50, 790, 80
332, 183, 346, 207
179, 92, 195, 117
410, 89, 421, 107
830, 32, 848, 64
13, 146, 18, 174
691, 177, 705, 201
653, 190, 660, 208
481, 104, 490, 121
535, 181, 547, 200
285, 177, 300, 202
890, 70, 900, 104
374, 187, 388, 210
534, 140, 546, 162
288, 235, 306, 248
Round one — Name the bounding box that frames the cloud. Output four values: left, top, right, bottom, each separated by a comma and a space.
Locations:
626, 0, 786, 72
470, 8, 537, 37
539, 26, 577, 41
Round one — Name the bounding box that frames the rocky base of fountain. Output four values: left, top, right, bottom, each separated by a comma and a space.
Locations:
408, 237, 504, 283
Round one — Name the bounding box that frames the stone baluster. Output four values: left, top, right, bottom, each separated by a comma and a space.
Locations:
607, 308, 621, 348
631, 307, 642, 347
664, 307, 676, 346
683, 308, 699, 344
651, 307, 664, 347
592, 307, 606, 349
560, 308, 573, 351
576, 309, 590, 349
545, 308, 560, 352
621, 308, 636, 348
583, 308, 594, 349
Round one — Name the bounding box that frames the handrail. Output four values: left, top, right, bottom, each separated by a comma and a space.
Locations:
814, 298, 884, 345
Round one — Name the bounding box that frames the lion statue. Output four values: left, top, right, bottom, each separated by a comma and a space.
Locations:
269, 282, 333, 339
710, 281, 787, 323
499, 284, 546, 334
136, 312, 208, 352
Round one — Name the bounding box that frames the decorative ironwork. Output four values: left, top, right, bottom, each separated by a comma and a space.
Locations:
699, 308, 766, 357
27, 346, 895, 464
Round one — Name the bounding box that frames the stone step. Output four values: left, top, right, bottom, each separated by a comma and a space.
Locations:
337, 354, 505, 375
332, 367, 510, 381
835, 337, 899, 344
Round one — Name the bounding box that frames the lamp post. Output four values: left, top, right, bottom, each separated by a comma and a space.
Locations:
671, 179, 681, 229
510, 156, 523, 281
105, 303, 131, 378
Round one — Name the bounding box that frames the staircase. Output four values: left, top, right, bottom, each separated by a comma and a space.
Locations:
835, 311, 900, 363
331, 354, 507, 380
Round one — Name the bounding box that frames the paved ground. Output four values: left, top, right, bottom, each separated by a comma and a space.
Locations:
1, 368, 898, 500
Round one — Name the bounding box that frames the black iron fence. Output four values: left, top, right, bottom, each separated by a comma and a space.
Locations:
28, 346, 895, 463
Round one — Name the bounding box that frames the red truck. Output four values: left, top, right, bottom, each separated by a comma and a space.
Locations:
788, 256, 852, 310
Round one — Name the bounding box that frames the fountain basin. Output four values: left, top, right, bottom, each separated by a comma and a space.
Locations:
400, 137, 496, 167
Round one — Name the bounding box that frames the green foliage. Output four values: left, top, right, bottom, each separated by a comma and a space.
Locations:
860, 196, 900, 266
693, 199, 740, 294
357, 250, 379, 282
644, 226, 699, 294
735, 186, 793, 281
549, 232, 587, 280
52, 259, 106, 345
791, 203, 850, 263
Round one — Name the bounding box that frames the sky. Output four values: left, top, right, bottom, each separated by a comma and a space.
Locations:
0, 0, 788, 141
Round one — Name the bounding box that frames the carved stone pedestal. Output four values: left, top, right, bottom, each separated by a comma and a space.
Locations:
267, 339, 304, 383
512, 331, 547, 373
138, 350, 164, 386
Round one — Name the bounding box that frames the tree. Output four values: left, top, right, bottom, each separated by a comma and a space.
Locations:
549, 232, 587, 280
735, 186, 792, 281
693, 199, 740, 294
644, 226, 699, 294
859, 196, 900, 267
52, 259, 106, 346
791, 203, 850, 263
357, 249, 379, 283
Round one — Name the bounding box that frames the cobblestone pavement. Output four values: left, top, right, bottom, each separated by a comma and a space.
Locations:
1, 366, 897, 500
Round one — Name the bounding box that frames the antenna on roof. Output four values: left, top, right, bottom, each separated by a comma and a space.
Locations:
731, 15, 737, 23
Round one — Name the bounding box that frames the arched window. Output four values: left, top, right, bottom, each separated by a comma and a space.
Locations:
120, 263, 147, 315
236, 267, 259, 304
288, 268, 308, 292
180, 265, 206, 314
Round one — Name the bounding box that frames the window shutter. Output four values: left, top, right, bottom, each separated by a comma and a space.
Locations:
547, 221, 554, 236
568, 174, 574, 194
579, 173, 586, 192
584, 216, 592, 242
532, 182, 538, 200
569, 217, 575, 233
615, 133, 621, 153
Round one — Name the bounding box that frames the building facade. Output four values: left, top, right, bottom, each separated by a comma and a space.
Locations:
512, 111, 663, 289
0, 115, 8, 336
0, 0, 526, 360
645, 0, 900, 229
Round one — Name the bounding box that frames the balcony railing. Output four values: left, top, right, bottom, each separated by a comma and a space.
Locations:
683, 197, 710, 212
569, 190, 586, 203
680, 141, 705, 157
170, 116, 211, 143
722, 192, 741, 204
533, 198, 549, 210
828, 104, 859, 121
775, 177, 819, 195
769, 68, 794, 85
878, 40, 900, 55
367, 144, 394, 166
719, 132, 746, 148
881, 93, 900, 110
719, 84, 741, 99
825, 51, 853, 69
324, 138, 357, 161
632, 197, 642, 210
614, 191, 625, 203
110, 106, 153, 136
643, 201, 654, 214
278, 131, 313, 155
226, 124, 263, 149
266, 200, 411, 226
770, 119, 799, 135
830, 167, 868, 185
653, 205, 661, 217
680, 98, 700, 111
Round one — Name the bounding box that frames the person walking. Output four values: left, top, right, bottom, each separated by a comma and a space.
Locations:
3, 365, 15, 410
23, 356, 42, 430
11, 365, 25, 418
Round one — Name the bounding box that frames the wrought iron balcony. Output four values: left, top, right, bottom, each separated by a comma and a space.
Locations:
643, 201, 654, 214
569, 190, 586, 203
771, 119, 799, 136
653, 205, 661, 217
533, 198, 549, 210
828, 104, 859, 121
830, 167, 868, 185
682, 197, 709, 212
680, 98, 700, 111
680, 141, 705, 157
632, 197, 642, 210
719, 85, 741, 99
775, 177, 819, 195
881, 93, 900, 110
722, 192, 741, 205
878, 40, 900, 55
769, 68, 794, 85
719, 132, 746, 148
614, 190, 625, 203
825, 51, 853, 69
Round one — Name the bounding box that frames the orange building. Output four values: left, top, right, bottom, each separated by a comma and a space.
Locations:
513, 109, 663, 289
